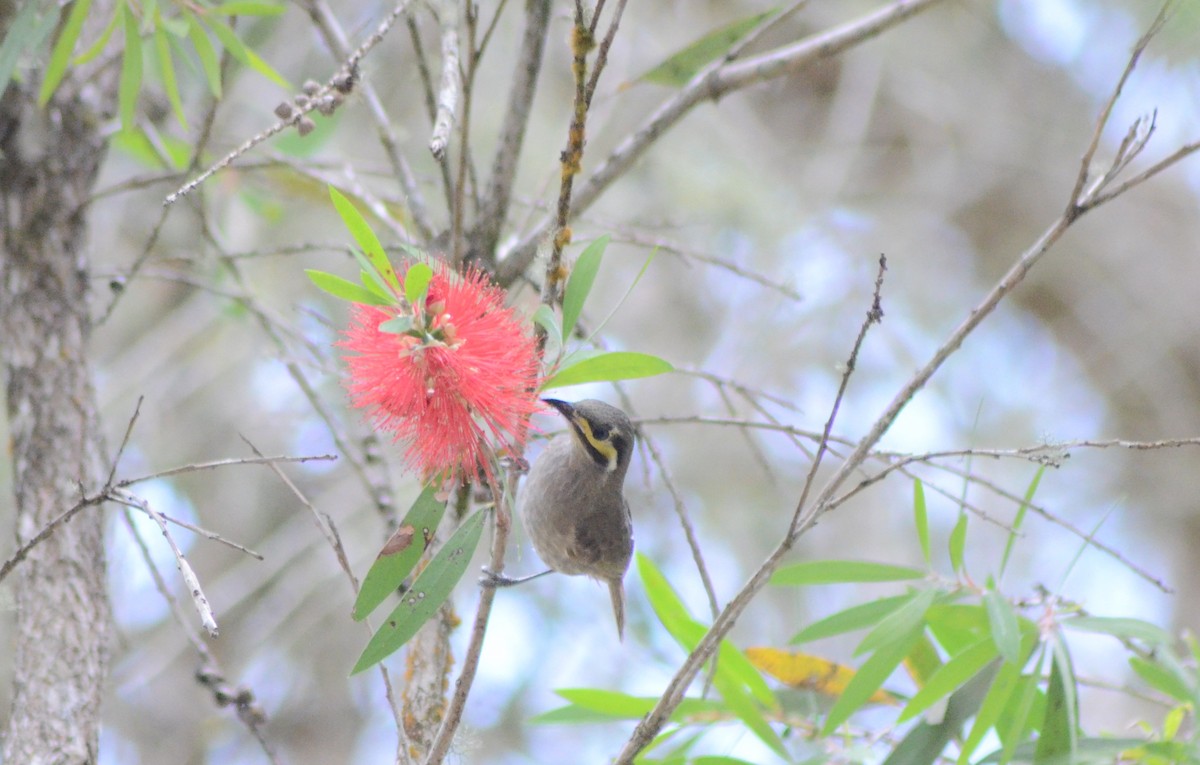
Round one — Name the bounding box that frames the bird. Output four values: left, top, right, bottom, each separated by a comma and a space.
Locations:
483, 398, 636, 639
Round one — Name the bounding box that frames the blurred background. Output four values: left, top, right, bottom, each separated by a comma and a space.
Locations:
3, 0, 1199, 762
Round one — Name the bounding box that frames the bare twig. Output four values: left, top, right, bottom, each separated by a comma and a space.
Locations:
111, 489, 220, 636
428, 0, 460, 162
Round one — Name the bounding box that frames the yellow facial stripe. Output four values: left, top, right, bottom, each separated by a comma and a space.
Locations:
574, 415, 618, 472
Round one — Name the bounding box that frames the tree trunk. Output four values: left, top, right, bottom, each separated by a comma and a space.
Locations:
0, 50, 114, 765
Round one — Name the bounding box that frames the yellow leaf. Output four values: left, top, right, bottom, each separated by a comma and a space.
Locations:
745, 646, 898, 706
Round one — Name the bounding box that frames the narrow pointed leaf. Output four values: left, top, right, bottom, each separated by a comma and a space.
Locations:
352, 508, 485, 673
1000, 466, 1043, 580
999, 649, 1045, 764
38, 0, 93, 105
2, 3, 59, 96
543, 351, 672, 389
378, 316, 413, 335
118, 6, 142, 130
714, 668, 788, 759
556, 688, 657, 718
773, 559, 926, 586
790, 594, 911, 644
207, 17, 290, 88
306, 269, 394, 306
561, 235, 608, 339
1062, 616, 1173, 646
899, 637, 997, 723
823, 626, 922, 735
949, 512, 968, 574
186, 15, 222, 97
855, 588, 936, 657
1129, 655, 1195, 703
959, 658, 1023, 764
637, 9, 776, 88
984, 589, 1022, 665
1035, 640, 1076, 763
914, 479, 931, 566
210, 1, 287, 14
403, 262, 433, 307
352, 484, 448, 620
154, 26, 187, 130
73, 1, 122, 65
329, 186, 400, 292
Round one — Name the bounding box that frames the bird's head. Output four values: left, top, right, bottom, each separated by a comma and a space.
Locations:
543, 398, 635, 474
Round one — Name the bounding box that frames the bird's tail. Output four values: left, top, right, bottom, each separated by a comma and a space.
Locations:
608, 579, 626, 641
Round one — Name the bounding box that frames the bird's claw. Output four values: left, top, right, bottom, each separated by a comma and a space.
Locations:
479, 566, 517, 588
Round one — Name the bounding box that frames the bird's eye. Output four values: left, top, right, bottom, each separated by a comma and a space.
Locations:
590, 423, 610, 441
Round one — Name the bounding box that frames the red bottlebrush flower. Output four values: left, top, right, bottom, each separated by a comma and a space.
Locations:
339, 264, 541, 483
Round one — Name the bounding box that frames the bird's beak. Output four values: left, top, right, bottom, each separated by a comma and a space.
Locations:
541, 398, 574, 418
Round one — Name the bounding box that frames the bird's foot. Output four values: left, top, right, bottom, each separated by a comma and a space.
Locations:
479, 567, 553, 588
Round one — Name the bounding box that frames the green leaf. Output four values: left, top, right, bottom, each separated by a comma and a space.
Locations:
959, 658, 1023, 764
543, 351, 673, 390
978, 738, 1193, 765
352, 508, 485, 673
329, 186, 400, 293
533, 303, 562, 341
899, 637, 998, 723
404, 262, 433, 307
352, 485, 448, 621
822, 625, 921, 735
378, 317, 414, 334
1061, 616, 1173, 646
587, 247, 659, 344
532, 303, 563, 361
306, 269, 395, 306
73, 2, 122, 65
1, 2, 60, 97
855, 587, 937, 657
1000, 465, 1043, 580
999, 648, 1045, 764
1129, 655, 1195, 703
38, 0, 93, 105
556, 688, 656, 718
1035, 637, 1077, 764
984, 588, 1022, 665
913, 479, 931, 567
117, 5, 142, 130
772, 559, 926, 586
949, 512, 968, 575
790, 594, 911, 644
714, 668, 788, 759
186, 15, 221, 97
153, 25, 187, 130
532, 694, 722, 726
561, 235, 609, 340
209, 1, 287, 15
637, 8, 776, 88
207, 17, 290, 89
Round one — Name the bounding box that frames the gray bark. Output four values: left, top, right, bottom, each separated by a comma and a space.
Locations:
1, 28, 115, 765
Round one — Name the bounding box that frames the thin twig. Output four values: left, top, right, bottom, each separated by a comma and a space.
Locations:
429, 0, 460, 162
117, 454, 336, 486
111, 489, 219, 636
167, 1, 416, 208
